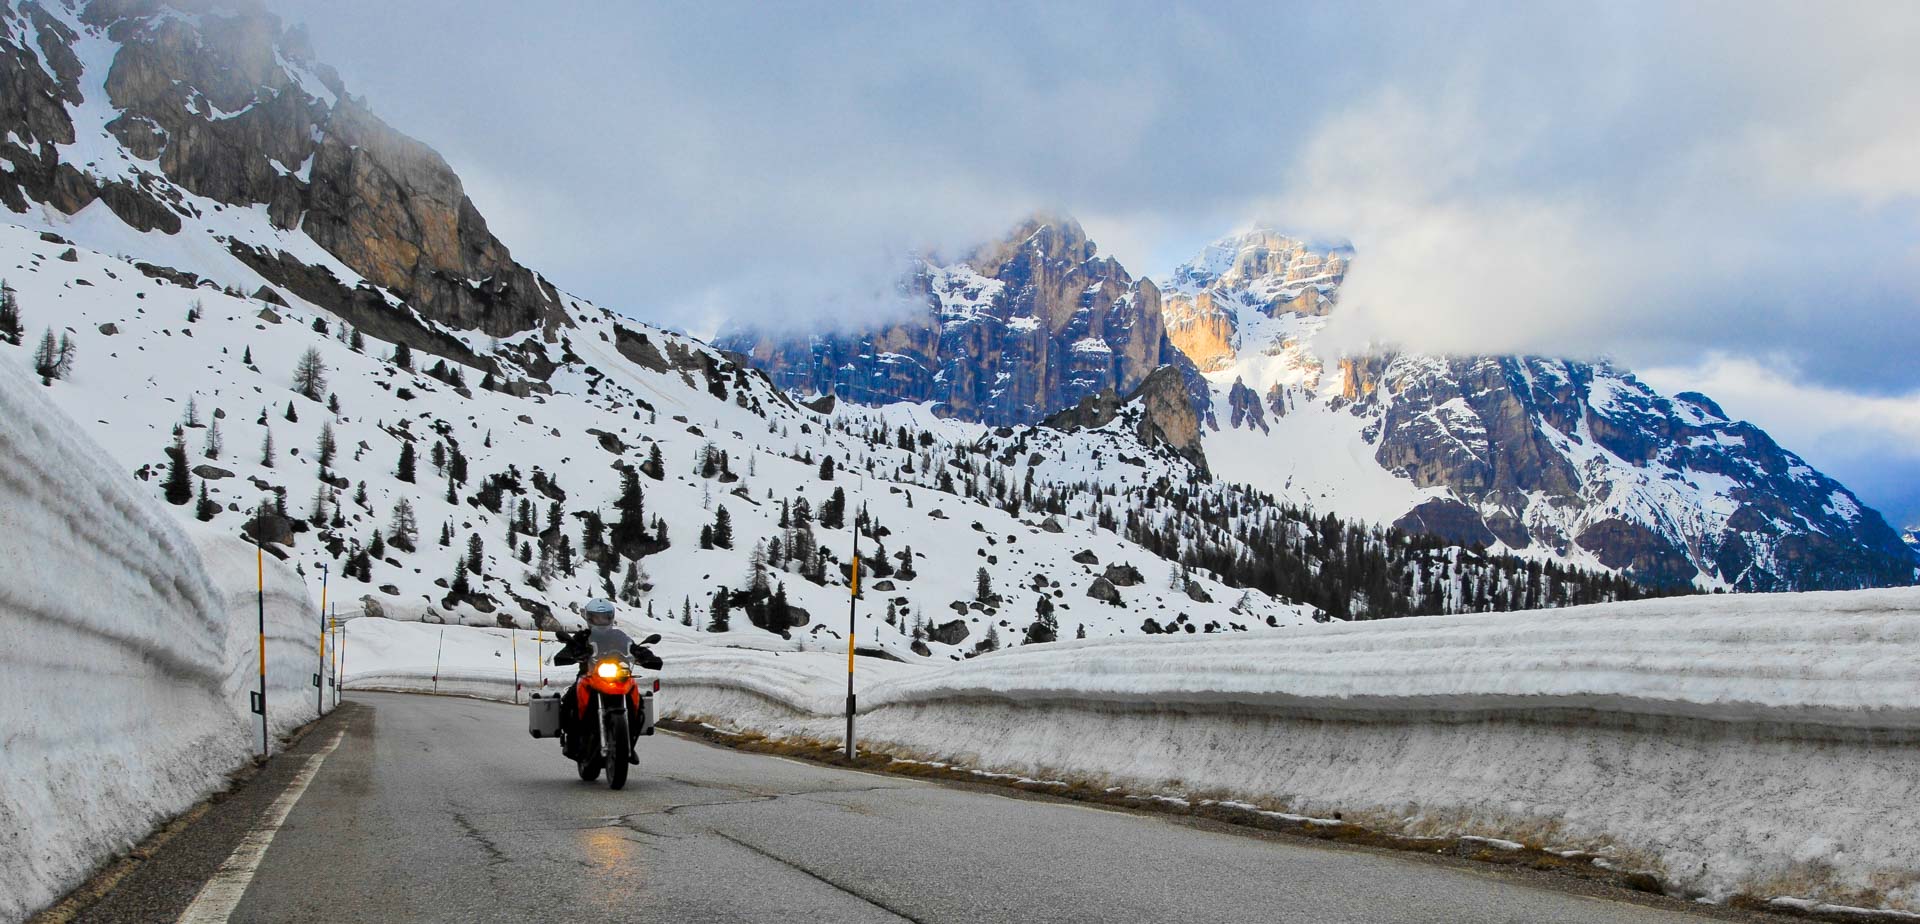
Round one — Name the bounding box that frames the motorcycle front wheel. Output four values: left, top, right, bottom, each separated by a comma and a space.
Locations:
605, 712, 631, 790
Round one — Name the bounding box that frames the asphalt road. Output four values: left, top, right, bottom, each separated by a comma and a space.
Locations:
72, 692, 1769, 924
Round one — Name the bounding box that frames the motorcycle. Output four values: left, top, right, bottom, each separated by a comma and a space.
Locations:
529, 628, 660, 790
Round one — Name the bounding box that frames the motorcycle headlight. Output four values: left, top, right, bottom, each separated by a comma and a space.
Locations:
595, 659, 629, 680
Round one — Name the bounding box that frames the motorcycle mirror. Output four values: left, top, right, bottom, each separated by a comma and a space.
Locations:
641, 633, 662, 646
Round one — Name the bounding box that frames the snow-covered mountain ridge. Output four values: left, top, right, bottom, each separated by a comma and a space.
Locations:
724, 212, 1913, 593
1172, 229, 1916, 592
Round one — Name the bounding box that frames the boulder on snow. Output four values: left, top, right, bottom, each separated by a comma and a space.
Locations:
192, 464, 234, 480
1073, 549, 1099, 565
1087, 576, 1123, 605
58, 247, 78, 262
1103, 563, 1144, 587
96, 322, 118, 336
1040, 516, 1064, 533
1184, 582, 1214, 603
251, 285, 288, 307
927, 619, 970, 646
360, 596, 386, 620
256, 306, 282, 324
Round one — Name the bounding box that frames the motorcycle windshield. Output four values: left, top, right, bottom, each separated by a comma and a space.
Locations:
587, 626, 634, 661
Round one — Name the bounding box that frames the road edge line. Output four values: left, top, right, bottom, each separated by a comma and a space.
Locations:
174, 729, 346, 924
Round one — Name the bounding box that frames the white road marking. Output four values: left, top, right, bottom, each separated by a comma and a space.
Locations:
175, 729, 347, 924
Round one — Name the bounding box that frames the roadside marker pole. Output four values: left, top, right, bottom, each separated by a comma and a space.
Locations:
845, 523, 858, 760
536, 628, 544, 688
336, 610, 349, 706
253, 527, 268, 757
331, 604, 342, 708
511, 628, 520, 704
315, 563, 329, 717
433, 628, 446, 695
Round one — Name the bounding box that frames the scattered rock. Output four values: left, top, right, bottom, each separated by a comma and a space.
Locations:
251, 285, 288, 307
1040, 516, 1064, 533
1103, 563, 1144, 587
927, 619, 970, 646
1073, 549, 1099, 565
192, 464, 234, 480
256, 306, 282, 324
58, 247, 78, 262
97, 322, 118, 336
1087, 576, 1123, 604
1184, 582, 1214, 603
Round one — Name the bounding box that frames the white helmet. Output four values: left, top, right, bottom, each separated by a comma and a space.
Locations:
583, 598, 617, 627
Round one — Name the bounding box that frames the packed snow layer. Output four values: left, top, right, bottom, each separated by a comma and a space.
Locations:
342, 589, 1920, 911
0, 360, 319, 923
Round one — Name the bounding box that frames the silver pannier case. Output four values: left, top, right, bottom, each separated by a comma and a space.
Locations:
527, 691, 563, 738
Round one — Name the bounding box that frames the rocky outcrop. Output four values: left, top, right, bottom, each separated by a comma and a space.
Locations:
1042, 365, 1207, 474
0, 0, 565, 361
721, 216, 1202, 426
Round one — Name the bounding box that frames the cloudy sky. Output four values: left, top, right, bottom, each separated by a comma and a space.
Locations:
276, 0, 1920, 529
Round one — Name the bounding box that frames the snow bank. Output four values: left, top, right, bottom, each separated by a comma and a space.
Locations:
0, 361, 318, 923
337, 586, 1920, 910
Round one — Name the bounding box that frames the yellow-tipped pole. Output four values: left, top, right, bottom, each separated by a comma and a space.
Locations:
255, 530, 267, 757
316, 564, 329, 716
845, 523, 858, 760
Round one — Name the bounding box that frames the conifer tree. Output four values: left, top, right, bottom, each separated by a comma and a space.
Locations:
450, 558, 470, 598
396, 442, 416, 482
32, 328, 58, 384
260, 428, 275, 467
292, 347, 327, 400
707, 585, 731, 632
194, 481, 218, 521
388, 498, 418, 551
316, 423, 336, 470
466, 533, 484, 575
284, 401, 297, 423
55, 333, 74, 378
163, 432, 193, 505
0, 283, 21, 345
712, 505, 733, 549
393, 342, 412, 370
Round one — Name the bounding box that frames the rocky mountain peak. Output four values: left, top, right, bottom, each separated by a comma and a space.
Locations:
0, 0, 566, 366
721, 215, 1200, 427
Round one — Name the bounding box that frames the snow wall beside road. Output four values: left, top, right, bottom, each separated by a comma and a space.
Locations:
660, 590, 1920, 913
0, 360, 319, 923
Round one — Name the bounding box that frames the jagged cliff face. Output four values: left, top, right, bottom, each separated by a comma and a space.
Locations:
1166, 230, 1916, 592
721, 216, 1201, 426
0, 0, 563, 356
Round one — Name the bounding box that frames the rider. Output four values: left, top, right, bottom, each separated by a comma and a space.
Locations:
553, 599, 662, 752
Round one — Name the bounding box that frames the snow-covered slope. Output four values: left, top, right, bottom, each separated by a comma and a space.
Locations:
0, 222, 1314, 657
0, 358, 319, 922
1161, 229, 1917, 592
